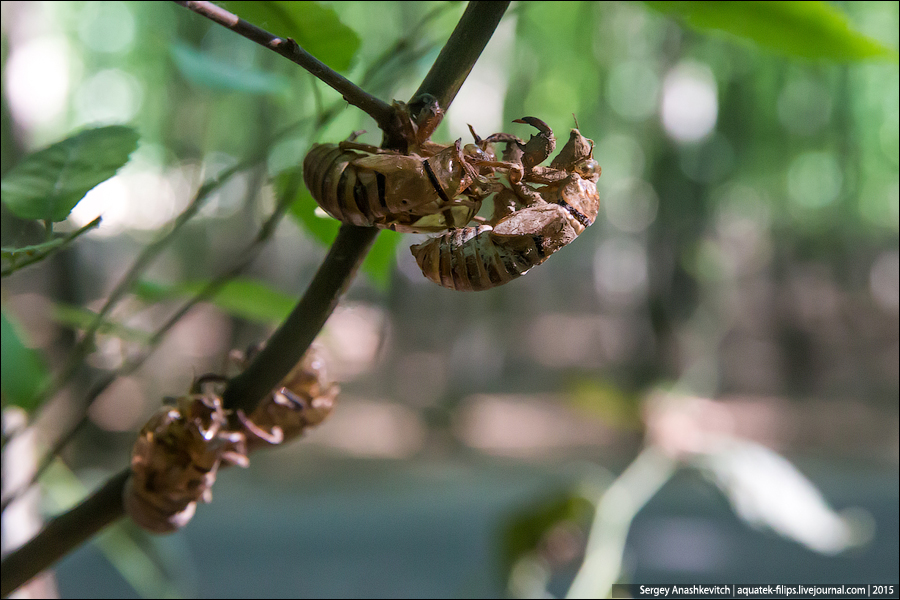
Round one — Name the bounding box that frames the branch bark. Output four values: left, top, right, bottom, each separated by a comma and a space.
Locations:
173, 1, 395, 133
0, 471, 129, 598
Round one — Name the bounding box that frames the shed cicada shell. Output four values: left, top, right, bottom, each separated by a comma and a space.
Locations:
236, 344, 339, 453
125, 346, 338, 533
124, 392, 249, 533
302, 96, 497, 233
303, 137, 488, 232
410, 120, 601, 291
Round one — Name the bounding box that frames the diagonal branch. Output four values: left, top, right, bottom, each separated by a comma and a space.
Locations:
414, 1, 510, 110
174, 1, 395, 133
1, 217, 102, 277
222, 224, 378, 412
0, 471, 130, 599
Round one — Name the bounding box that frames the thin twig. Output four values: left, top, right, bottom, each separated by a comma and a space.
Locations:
0, 159, 256, 505
174, 1, 395, 133
1, 217, 102, 278
46, 161, 252, 406
566, 447, 677, 599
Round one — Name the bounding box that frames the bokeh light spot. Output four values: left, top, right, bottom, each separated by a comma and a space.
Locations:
4, 37, 72, 129
661, 61, 718, 143
73, 68, 143, 125
604, 178, 659, 233
594, 236, 649, 304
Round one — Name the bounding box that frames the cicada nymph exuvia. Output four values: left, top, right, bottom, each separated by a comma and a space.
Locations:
235, 344, 339, 453
302, 96, 498, 233
303, 137, 488, 232
124, 392, 249, 533
410, 121, 601, 291
125, 346, 338, 533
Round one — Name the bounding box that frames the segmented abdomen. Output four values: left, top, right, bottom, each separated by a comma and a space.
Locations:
410, 226, 545, 291
302, 143, 385, 228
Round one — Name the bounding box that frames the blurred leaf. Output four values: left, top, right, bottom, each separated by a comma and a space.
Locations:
1, 126, 139, 222
693, 439, 869, 554
222, 1, 360, 71
646, 1, 898, 62
133, 278, 296, 325
51, 304, 152, 344
286, 175, 402, 289
1, 309, 49, 412
131, 279, 174, 303
170, 43, 292, 94
43, 461, 185, 598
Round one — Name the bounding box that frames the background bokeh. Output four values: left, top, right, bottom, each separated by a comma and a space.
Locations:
2, 1, 898, 597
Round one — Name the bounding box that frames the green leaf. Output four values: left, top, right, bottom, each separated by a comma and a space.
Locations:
645, 1, 897, 62
286, 175, 401, 289
222, 1, 360, 71
134, 278, 296, 325
288, 182, 342, 246
360, 229, 402, 289
1, 126, 139, 222
1, 309, 49, 412
170, 43, 292, 94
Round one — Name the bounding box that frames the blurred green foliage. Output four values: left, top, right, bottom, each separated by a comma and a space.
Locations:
0, 310, 49, 412
647, 1, 897, 61
221, 1, 361, 71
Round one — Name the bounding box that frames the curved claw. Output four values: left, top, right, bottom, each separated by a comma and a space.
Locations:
513, 117, 556, 170
513, 117, 552, 134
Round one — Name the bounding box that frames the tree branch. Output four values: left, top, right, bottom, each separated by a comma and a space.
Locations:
414, 1, 511, 110
0, 470, 130, 598
173, 1, 395, 133
222, 224, 378, 413
0, 170, 299, 596
1, 216, 102, 277
1, 166, 296, 516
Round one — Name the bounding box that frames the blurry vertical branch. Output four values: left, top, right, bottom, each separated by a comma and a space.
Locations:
0, 2, 510, 596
